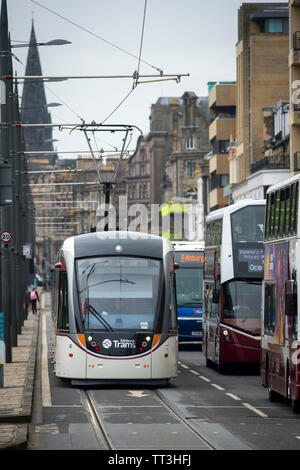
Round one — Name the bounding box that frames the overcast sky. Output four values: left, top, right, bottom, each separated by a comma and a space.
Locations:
6, 0, 287, 157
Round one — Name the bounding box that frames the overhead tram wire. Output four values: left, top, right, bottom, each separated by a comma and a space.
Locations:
100, 0, 147, 125
29, 0, 163, 74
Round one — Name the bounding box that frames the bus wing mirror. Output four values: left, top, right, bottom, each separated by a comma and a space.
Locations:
173, 262, 180, 270
285, 293, 297, 316
55, 262, 63, 269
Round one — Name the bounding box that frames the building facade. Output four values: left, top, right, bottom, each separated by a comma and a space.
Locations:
207, 82, 236, 210
230, 2, 290, 202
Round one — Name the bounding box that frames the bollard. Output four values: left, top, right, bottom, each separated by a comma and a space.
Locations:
0, 313, 5, 387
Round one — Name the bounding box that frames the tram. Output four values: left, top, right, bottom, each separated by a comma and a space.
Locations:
51, 231, 178, 385
172, 241, 205, 344
203, 200, 265, 371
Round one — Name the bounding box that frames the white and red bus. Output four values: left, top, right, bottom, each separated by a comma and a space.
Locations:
261, 174, 300, 413
203, 200, 265, 372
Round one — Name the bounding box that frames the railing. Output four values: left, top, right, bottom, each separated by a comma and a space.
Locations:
250, 154, 290, 174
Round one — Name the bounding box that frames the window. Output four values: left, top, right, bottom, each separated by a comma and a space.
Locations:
285, 186, 291, 237
264, 283, 275, 335
274, 190, 281, 237
231, 205, 265, 243
168, 273, 177, 331
76, 257, 161, 331
184, 160, 196, 179
175, 267, 203, 308
140, 164, 146, 176
57, 272, 69, 331
290, 182, 299, 236
265, 194, 271, 240
186, 136, 196, 149
220, 174, 229, 188
221, 280, 261, 335
205, 219, 222, 247
267, 18, 283, 33
279, 189, 286, 238
204, 283, 219, 319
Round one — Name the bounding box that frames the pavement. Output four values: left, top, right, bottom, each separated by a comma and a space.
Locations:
0, 296, 41, 450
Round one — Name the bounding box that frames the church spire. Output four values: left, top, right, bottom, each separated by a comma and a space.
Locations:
20, 22, 57, 168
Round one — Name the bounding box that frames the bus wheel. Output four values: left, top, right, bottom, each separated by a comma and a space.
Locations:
268, 387, 280, 402
206, 357, 213, 368
291, 399, 300, 414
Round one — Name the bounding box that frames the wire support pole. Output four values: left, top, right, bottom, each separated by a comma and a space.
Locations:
1, 72, 189, 81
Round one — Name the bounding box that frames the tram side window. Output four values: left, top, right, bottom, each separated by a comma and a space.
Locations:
57, 272, 69, 331
169, 273, 177, 331
264, 283, 275, 335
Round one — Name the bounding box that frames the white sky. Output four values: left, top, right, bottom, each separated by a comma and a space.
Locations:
7, 0, 287, 157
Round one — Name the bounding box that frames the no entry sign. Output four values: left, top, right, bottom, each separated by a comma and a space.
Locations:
0, 231, 12, 243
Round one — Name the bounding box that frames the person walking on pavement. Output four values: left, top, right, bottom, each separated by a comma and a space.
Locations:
25, 286, 30, 319
30, 286, 40, 315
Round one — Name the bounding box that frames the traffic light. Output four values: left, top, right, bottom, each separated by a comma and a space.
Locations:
42, 258, 45, 269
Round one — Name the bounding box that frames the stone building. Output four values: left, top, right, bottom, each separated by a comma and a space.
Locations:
207, 82, 236, 210
162, 92, 211, 203
229, 2, 290, 202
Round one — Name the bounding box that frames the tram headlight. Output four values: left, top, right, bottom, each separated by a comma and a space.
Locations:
146, 336, 151, 342
114, 244, 123, 253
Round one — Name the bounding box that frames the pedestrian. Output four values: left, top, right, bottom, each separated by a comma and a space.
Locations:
24, 286, 30, 319
30, 286, 40, 315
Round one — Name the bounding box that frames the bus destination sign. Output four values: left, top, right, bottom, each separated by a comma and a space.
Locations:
174, 251, 205, 267
235, 247, 263, 276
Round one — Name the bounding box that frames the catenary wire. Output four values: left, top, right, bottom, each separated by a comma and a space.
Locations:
29, 0, 162, 73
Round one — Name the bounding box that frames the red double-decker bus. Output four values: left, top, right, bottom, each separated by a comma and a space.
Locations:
202, 200, 265, 372
261, 175, 300, 413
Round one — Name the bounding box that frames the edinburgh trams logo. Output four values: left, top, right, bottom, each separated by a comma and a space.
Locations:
102, 339, 112, 349
102, 338, 136, 349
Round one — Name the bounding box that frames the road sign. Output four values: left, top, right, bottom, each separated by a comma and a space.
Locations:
0, 231, 12, 243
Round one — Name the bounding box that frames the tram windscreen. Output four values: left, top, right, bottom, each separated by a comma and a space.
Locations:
221, 280, 261, 335
76, 256, 161, 331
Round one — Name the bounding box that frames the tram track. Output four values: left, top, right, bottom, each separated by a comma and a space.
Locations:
81, 389, 114, 450
153, 389, 221, 450
81, 387, 220, 450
